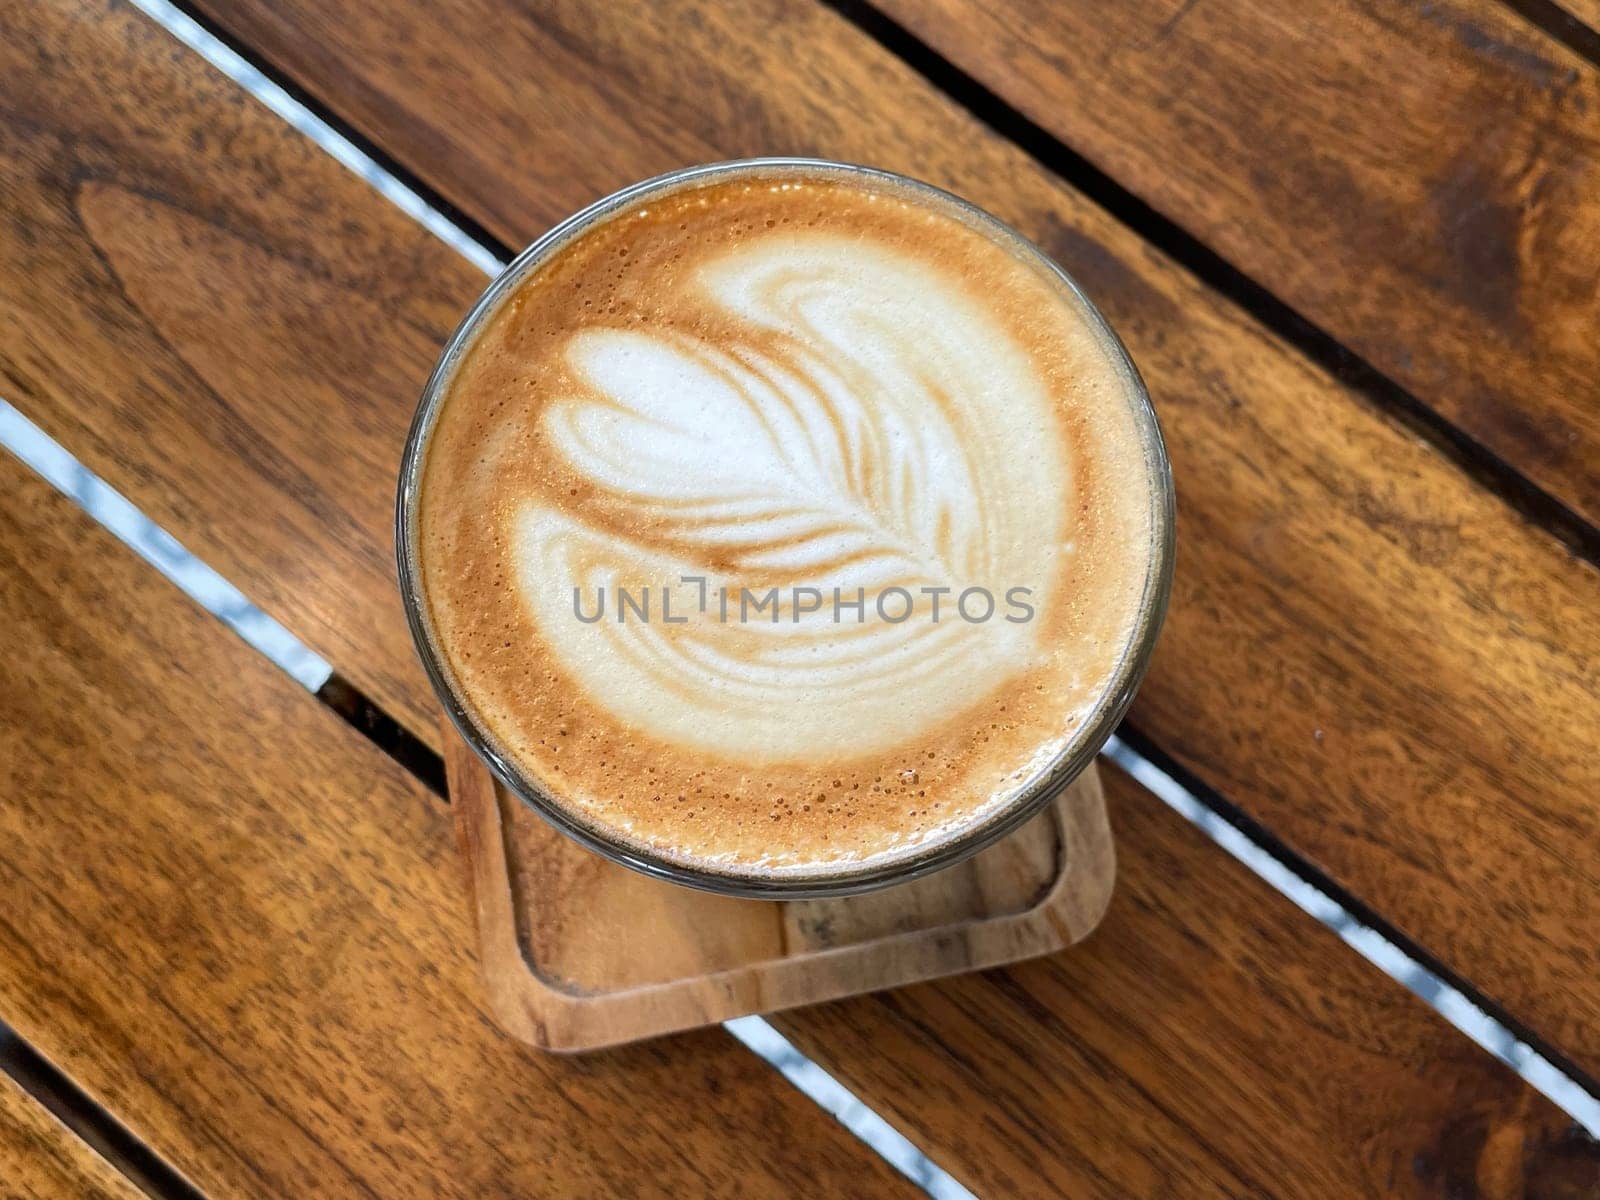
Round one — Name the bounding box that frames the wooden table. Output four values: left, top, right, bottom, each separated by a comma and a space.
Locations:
2, 0, 1597, 1194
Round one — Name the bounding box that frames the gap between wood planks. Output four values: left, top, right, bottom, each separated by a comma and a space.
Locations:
0, 395, 975, 1200
5, 392, 1597, 1164
127, 0, 1600, 1099
150, 0, 1600, 573
0, 1022, 206, 1200
3, 0, 1593, 1178
814, 0, 1600, 571
1496, 0, 1600, 65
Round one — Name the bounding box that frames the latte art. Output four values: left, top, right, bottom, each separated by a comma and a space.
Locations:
415, 166, 1163, 878
517, 235, 1063, 760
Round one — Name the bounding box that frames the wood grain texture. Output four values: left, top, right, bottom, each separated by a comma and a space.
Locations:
0, 0, 460, 739
446, 727, 1110, 1050
0, 454, 916, 1199
2, 464, 1591, 1200
0, 1070, 144, 1200
873, 0, 1600, 528
778, 762, 1600, 1199
125, 0, 1600, 1072
0, 4, 1587, 1184
0, 10, 1590, 1185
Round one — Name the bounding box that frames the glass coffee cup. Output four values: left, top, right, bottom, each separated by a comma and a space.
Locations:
397, 159, 1174, 898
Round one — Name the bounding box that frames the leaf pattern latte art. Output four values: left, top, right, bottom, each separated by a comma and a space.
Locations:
514, 234, 1069, 761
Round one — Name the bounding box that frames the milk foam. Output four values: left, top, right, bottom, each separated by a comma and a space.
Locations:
417, 169, 1158, 876
516, 235, 1063, 760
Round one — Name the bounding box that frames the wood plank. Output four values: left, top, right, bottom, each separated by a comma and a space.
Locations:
43, 0, 1593, 1075
0, 0, 458, 739
0, 453, 916, 1198
0, 1070, 144, 1200
870, 0, 1600, 529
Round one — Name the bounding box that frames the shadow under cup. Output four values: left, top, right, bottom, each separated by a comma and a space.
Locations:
396, 158, 1175, 899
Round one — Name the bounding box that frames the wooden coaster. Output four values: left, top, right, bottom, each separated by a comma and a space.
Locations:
444, 721, 1115, 1051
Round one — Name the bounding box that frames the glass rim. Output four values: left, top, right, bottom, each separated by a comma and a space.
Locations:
396, 157, 1175, 899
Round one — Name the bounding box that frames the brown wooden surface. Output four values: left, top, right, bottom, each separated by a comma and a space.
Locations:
0, 1070, 143, 1200
0, 454, 917, 1198
0, 0, 453, 740
873, 0, 1600, 528
447, 729, 1110, 1050
1, 431, 1591, 1200
21, 0, 1590, 1074
0, 4, 1593, 1191
780, 763, 1600, 1198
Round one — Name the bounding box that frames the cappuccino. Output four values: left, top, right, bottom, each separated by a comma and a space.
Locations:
412, 163, 1167, 883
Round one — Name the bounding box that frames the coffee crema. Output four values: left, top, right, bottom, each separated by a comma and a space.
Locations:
415, 165, 1162, 879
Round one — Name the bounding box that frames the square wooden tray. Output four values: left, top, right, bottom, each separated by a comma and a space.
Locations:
444, 724, 1115, 1051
